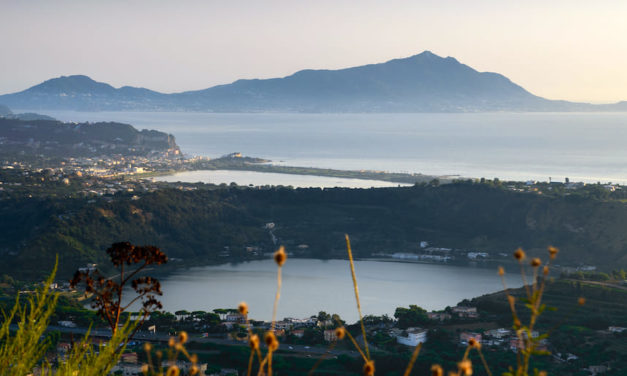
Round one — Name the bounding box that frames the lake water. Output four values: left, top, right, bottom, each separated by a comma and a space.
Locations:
155, 170, 409, 188
24, 110, 627, 184
137, 259, 524, 323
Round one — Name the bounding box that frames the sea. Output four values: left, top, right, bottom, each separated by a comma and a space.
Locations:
25, 110, 627, 184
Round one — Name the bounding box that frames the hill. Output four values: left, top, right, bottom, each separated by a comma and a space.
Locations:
0, 117, 180, 158
2, 182, 627, 280
1, 52, 622, 112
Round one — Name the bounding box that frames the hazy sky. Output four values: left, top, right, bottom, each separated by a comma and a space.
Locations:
2, 0, 626, 103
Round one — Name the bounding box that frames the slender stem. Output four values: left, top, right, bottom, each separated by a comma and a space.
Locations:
402, 343, 422, 376
476, 347, 493, 376
345, 234, 370, 360
271, 267, 282, 331
308, 341, 337, 375
344, 327, 368, 362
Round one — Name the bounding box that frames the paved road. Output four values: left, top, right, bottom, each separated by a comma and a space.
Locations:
32, 325, 359, 358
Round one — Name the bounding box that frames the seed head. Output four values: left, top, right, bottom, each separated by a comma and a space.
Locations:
514, 248, 526, 261
514, 318, 521, 328
274, 246, 287, 266
468, 337, 480, 349
458, 359, 473, 375
166, 365, 180, 376
189, 365, 199, 375
143, 342, 152, 352
249, 334, 260, 350
531, 258, 541, 267
155, 350, 163, 358
141, 364, 149, 374
430, 364, 444, 376
498, 266, 505, 276
538, 372, 547, 376
264, 331, 279, 351
543, 266, 550, 276
578, 297, 586, 306
238, 301, 248, 316
335, 327, 346, 340
178, 331, 188, 344
363, 360, 375, 376
548, 246, 559, 260
168, 337, 175, 347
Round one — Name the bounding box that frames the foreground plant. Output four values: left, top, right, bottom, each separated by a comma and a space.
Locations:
0, 260, 136, 376
70, 242, 168, 335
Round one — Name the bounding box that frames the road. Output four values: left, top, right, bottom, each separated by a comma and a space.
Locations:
32, 325, 360, 358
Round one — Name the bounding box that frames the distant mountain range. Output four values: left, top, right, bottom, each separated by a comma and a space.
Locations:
1, 51, 626, 112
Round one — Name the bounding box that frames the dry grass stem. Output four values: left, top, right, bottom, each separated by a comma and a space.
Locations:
345, 234, 371, 360
402, 343, 422, 376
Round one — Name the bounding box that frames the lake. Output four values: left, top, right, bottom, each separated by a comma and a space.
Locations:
25, 110, 627, 184
136, 259, 525, 323
154, 170, 410, 188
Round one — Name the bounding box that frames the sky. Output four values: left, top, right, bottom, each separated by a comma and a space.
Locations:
1, 0, 626, 103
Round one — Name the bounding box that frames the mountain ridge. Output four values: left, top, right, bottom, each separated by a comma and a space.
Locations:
0, 51, 623, 112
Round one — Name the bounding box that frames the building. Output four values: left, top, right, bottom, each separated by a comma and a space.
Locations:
428, 312, 452, 321
452, 306, 478, 319
324, 329, 339, 342
394, 327, 428, 347
459, 332, 482, 346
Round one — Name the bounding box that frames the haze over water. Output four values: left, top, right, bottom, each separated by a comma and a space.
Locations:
34, 110, 627, 184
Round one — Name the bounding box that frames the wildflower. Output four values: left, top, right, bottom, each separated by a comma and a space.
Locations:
249, 334, 260, 350
431, 364, 444, 376
498, 266, 505, 276
264, 331, 279, 351
363, 360, 375, 376
543, 265, 550, 276
335, 327, 346, 340
189, 365, 199, 375
155, 350, 163, 358
168, 337, 175, 347
274, 246, 287, 266
513, 248, 526, 261
238, 301, 249, 316
468, 337, 480, 349
166, 365, 180, 376
548, 246, 559, 260
141, 364, 149, 374
578, 297, 586, 306
539, 372, 547, 376
531, 258, 541, 267
143, 342, 152, 352
178, 331, 188, 344
458, 359, 472, 375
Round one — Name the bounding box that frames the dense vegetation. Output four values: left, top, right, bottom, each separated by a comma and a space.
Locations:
2, 182, 627, 280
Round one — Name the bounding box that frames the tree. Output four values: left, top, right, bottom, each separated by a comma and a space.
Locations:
394, 305, 429, 328
70, 242, 168, 335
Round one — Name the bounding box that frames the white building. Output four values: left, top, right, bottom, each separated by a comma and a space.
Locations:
394, 327, 428, 347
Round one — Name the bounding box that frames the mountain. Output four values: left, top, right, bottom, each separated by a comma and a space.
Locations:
0, 51, 622, 112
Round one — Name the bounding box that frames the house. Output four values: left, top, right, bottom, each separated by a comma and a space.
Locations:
292, 329, 305, 338
120, 352, 138, 364
459, 332, 482, 346
324, 329, 338, 342
452, 306, 478, 319
225, 313, 245, 323
608, 326, 626, 333
427, 312, 452, 321
394, 327, 428, 347
484, 328, 511, 339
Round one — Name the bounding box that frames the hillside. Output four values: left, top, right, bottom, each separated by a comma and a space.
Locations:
2, 182, 627, 280
1, 52, 621, 112
0, 117, 180, 157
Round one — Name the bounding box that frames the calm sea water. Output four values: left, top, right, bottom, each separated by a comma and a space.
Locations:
25, 110, 627, 183
132, 259, 524, 323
